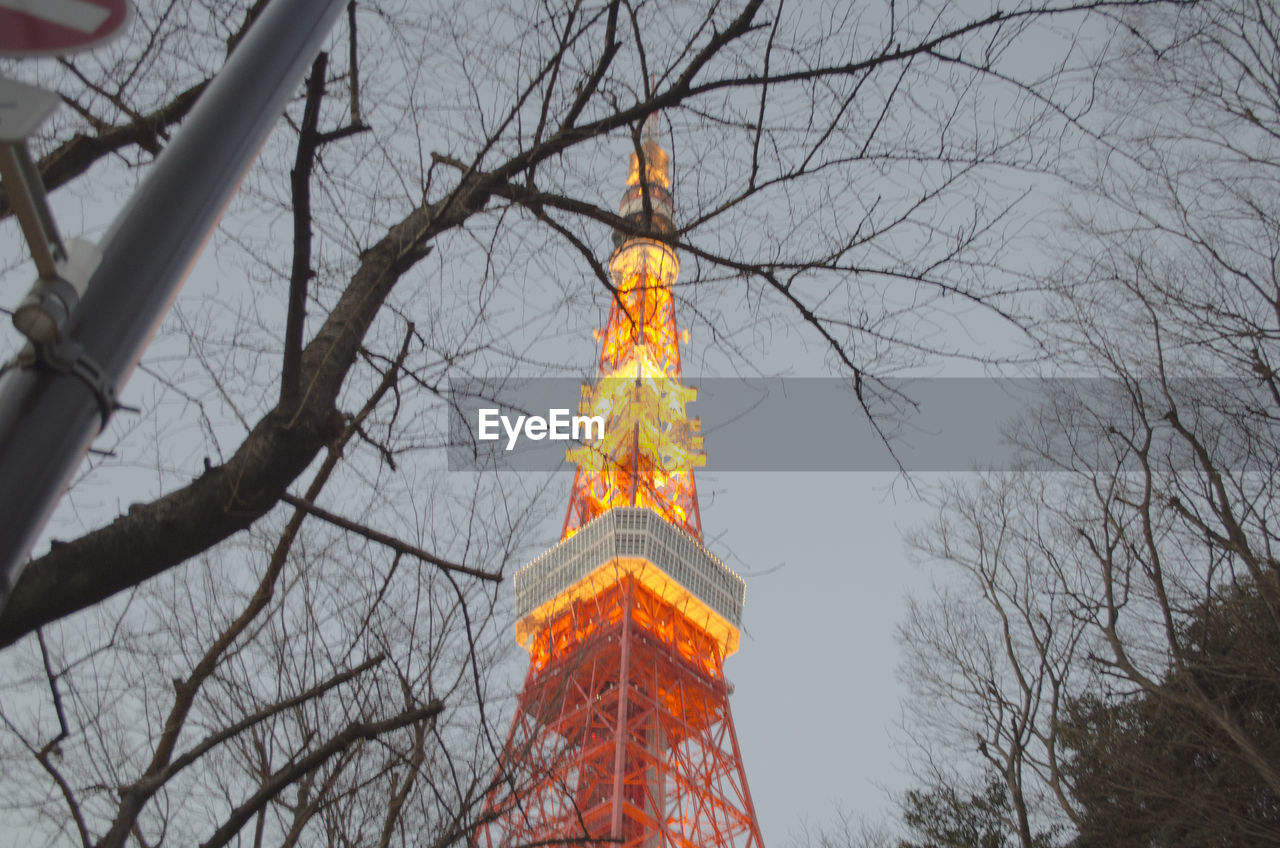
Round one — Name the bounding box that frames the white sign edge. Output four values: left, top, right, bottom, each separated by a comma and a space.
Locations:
0, 76, 62, 142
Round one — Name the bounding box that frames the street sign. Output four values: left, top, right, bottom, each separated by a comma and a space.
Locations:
0, 77, 60, 143
0, 0, 131, 57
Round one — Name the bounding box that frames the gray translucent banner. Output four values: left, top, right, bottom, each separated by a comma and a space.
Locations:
445, 377, 1278, 472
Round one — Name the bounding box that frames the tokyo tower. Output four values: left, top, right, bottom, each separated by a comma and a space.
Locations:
477, 114, 765, 848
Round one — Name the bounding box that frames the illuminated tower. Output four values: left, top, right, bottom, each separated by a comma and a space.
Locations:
478, 116, 765, 848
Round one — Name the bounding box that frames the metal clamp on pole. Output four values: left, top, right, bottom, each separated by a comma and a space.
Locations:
8, 237, 118, 428
0, 0, 352, 623
9, 237, 103, 353
0, 80, 115, 424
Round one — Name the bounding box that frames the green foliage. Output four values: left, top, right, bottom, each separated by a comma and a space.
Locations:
898, 774, 1058, 848
1060, 577, 1280, 847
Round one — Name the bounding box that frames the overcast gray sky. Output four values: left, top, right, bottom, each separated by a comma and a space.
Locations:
0, 3, 1086, 843
0, 177, 983, 847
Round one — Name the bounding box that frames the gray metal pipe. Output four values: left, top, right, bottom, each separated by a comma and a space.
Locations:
0, 0, 351, 610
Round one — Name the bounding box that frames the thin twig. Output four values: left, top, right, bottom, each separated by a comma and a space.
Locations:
280, 493, 500, 582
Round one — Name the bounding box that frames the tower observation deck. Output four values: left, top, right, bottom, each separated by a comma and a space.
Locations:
479, 114, 764, 848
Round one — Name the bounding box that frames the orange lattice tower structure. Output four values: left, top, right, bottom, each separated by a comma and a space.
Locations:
478, 115, 764, 848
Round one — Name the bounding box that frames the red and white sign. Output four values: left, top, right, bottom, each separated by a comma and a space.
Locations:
0, 0, 131, 57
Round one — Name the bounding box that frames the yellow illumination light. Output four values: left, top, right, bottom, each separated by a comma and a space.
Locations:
626, 140, 671, 189
515, 556, 741, 660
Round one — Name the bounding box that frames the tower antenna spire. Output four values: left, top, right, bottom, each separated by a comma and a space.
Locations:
560, 96, 700, 538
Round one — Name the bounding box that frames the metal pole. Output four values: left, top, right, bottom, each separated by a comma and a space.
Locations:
0, 141, 65, 278
0, 0, 350, 609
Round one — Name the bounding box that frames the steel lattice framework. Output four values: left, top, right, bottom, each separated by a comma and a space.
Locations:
561, 114, 704, 540
479, 115, 763, 848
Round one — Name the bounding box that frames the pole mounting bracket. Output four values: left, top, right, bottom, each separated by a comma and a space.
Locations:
15, 337, 121, 427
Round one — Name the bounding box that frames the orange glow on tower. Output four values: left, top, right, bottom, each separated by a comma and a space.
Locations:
562, 114, 704, 540
479, 115, 764, 848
